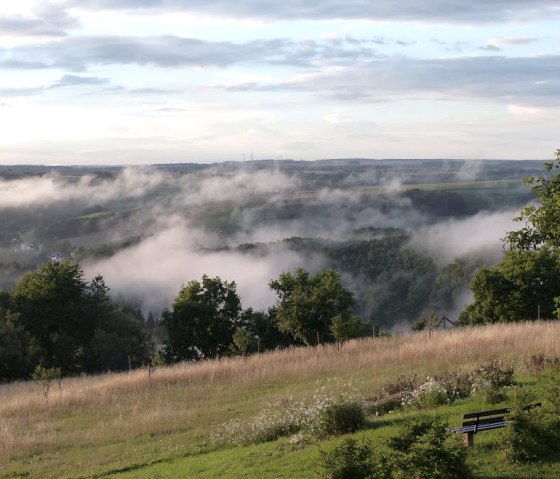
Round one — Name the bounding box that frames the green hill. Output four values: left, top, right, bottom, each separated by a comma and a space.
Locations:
1, 321, 559, 478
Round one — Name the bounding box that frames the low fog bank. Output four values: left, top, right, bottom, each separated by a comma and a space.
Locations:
84, 218, 328, 315
409, 209, 519, 265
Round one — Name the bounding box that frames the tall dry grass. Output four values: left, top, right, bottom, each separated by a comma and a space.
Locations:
0, 321, 559, 476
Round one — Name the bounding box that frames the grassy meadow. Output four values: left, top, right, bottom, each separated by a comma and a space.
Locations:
1, 321, 560, 478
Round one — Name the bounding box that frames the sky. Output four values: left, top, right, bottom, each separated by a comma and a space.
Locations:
0, 0, 559, 165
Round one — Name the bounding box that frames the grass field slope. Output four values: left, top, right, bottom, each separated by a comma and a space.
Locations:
1, 321, 559, 478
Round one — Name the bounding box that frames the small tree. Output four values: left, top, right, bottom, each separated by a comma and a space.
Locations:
427, 311, 439, 338
146, 350, 166, 381
330, 314, 371, 350
32, 365, 61, 403
232, 326, 252, 357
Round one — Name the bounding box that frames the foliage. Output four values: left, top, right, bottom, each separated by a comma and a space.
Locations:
462, 150, 560, 324
506, 149, 560, 251
388, 416, 471, 479
525, 353, 560, 374
310, 386, 366, 437
502, 388, 552, 463
31, 364, 61, 403
319, 438, 390, 479
459, 247, 560, 324
470, 360, 514, 403
11, 261, 93, 372
89, 309, 154, 371
0, 311, 36, 381
211, 382, 364, 446
239, 307, 298, 352
323, 236, 437, 328
2, 262, 153, 380
269, 268, 354, 345
400, 377, 450, 409
163, 275, 242, 361
330, 314, 372, 346
231, 326, 253, 356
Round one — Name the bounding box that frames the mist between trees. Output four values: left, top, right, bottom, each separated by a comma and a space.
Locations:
1, 154, 558, 381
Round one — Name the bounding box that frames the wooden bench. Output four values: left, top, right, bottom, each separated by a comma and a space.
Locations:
449, 403, 541, 446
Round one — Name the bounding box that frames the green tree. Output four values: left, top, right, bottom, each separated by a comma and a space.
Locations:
240, 307, 298, 351
269, 268, 354, 345
11, 261, 95, 373
231, 326, 252, 357
460, 246, 560, 324
0, 311, 36, 381
88, 309, 154, 372
32, 364, 61, 403
9, 262, 153, 376
329, 314, 371, 348
461, 151, 560, 325
506, 149, 560, 251
163, 275, 242, 361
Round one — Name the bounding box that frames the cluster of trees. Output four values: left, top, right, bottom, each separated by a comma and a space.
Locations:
163, 268, 371, 362
460, 150, 560, 324
244, 235, 480, 329
0, 262, 153, 381
0, 262, 371, 382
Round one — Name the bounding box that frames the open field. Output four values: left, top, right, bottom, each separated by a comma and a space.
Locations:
1, 321, 559, 478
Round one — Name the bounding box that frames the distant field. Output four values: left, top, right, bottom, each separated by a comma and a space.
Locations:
1, 321, 559, 479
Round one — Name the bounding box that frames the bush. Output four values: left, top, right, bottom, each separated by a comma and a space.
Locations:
502, 388, 552, 463
470, 360, 514, 404
525, 353, 560, 374
388, 416, 471, 479
210, 381, 366, 445
315, 401, 365, 436
400, 377, 449, 409
319, 438, 389, 479
471, 360, 514, 388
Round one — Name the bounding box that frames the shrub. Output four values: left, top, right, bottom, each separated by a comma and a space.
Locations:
525, 353, 560, 374
315, 401, 365, 436
502, 388, 552, 463
210, 399, 307, 446
310, 384, 366, 436
210, 381, 366, 445
319, 438, 390, 479
400, 377, 449, 409
470, 360, 514, 404
388, 416, 471, 479
471, 360, 514, 388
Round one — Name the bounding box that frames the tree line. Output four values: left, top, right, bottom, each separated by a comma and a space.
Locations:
0, 263, 373, 382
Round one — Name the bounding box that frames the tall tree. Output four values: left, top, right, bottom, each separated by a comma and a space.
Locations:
162, 275, 241, 361
7, 261, 153, 377
269, 267, 355, 345
11, 261, 94, 372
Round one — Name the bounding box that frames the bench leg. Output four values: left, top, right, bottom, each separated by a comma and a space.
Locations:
463, 432, 474, 447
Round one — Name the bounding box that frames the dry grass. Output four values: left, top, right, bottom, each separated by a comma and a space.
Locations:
1, 321, 559, 477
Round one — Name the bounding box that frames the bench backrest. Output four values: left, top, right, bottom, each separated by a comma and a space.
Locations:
463, 407, 509, 420
462, 402, 541, 423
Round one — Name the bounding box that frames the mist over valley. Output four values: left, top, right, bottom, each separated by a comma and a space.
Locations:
0, 158, 539, 330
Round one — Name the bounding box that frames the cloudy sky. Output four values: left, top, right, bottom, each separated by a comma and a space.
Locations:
0, 0, 559, 165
